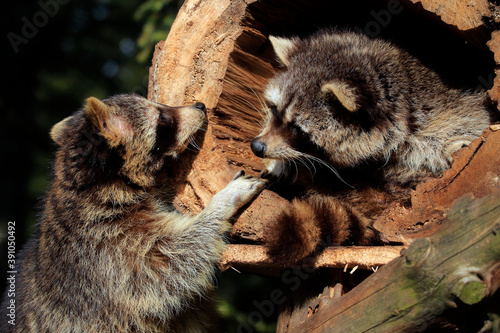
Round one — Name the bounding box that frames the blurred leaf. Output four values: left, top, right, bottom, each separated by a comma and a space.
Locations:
134, 0, 182, 63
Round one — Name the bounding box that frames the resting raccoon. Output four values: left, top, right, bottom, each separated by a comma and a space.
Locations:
251, 30, 495, 266
1, 94, 265, 332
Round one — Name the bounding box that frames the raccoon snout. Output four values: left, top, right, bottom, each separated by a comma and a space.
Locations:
193, 102, 206, 113
251, 139, 267, 157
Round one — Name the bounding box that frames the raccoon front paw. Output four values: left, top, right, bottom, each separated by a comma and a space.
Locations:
207, 171, 266, 220
224, 171, 266, 207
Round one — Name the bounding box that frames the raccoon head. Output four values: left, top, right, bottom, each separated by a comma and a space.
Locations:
50, 94, 206, 188
251, 33, 407, 179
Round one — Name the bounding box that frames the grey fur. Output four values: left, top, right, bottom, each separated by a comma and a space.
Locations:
253, 30, 493, 185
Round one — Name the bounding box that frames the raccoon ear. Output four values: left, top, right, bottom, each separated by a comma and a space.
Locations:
84, 97, 132, 147
50, 116, 74, 146
321, 81, 359, 112
269, 35, 299, 67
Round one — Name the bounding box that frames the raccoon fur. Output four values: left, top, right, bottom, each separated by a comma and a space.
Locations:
251, 30, 495, 266
1, 94, 265, 332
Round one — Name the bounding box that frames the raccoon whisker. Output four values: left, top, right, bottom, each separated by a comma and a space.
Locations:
285, 150, 313, 181
186, 143, 201, 152
249, 87, 267, 118
252, 119, 265, 131
191, 136, 202, 151
249, 87, 265, 109
242, 97, 267, 131
276, 155, 296, 182
242, 98, 262, 116
185, 134, 203, 152
296, 155, 316, 176
302, 155, 319, 175
239, 88, 266, 123
290, 158, 299, 183
299, 152, 354, 189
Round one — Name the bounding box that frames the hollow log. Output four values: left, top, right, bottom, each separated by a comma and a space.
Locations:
149, 0, 500, 251
149, 0, 500, 330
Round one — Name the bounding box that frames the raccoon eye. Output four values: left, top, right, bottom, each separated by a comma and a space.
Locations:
290, 122, 303, 136
158, 112, 169, 123
267, 103, 278, 116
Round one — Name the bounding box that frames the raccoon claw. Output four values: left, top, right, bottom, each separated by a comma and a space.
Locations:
259, 169, 270, 179
233, 170, 245, 180
208, 172, 266, 217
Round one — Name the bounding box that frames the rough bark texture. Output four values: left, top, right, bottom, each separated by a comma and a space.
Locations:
374, 126, 500, 245
148, 0, 265, 214
408, 0, 492, 31
279, 191, 500, 332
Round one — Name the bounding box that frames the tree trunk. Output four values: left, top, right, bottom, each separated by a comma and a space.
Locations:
149, 0, 500, 331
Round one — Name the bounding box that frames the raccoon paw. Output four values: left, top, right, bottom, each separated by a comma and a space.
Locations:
208, 171, 266, 219
224, 171, 266, 207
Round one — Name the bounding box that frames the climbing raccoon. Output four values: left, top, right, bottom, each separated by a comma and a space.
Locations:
1, 94, 265, 332
251, 30, 495, 266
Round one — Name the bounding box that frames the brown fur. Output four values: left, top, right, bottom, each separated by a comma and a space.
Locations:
1, 94, 265, 332
267, 194, 375, 266
252, 30, 496, 267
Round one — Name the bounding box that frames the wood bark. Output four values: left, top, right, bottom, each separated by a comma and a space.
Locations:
373, 126, 500, 244
279, 191, 500, 332
220, 245, 405, 276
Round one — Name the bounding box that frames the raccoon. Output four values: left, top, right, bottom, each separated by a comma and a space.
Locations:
251, 30, 495, 266
1, 94, 265, 332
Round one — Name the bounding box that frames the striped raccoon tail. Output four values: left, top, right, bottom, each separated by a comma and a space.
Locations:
264, 194, 379, 267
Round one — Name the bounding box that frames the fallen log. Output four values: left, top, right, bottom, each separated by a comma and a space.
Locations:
280, 191, 500, 332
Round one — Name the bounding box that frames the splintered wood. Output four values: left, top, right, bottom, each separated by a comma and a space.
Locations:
373, 126, 500, 244
283, 192, 500, 332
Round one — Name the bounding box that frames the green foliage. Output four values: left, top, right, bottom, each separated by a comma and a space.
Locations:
218, 270, 279, 333
134, 0, 183, 63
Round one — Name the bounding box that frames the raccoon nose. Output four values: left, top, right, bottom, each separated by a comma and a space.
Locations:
251, 139, 266, 157
194, 102, 206, 113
